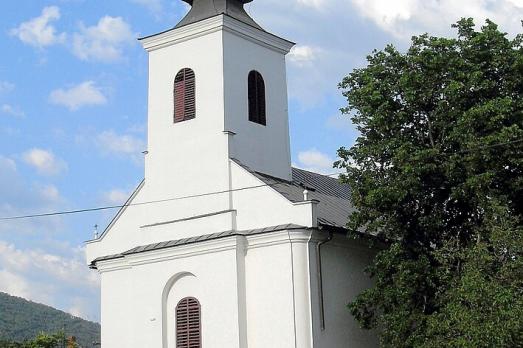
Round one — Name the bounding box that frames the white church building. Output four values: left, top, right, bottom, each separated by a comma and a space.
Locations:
86, 0, 378, 347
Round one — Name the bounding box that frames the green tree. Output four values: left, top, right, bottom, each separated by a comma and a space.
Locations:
336, 19, 523, 347
24, 332, 64, 348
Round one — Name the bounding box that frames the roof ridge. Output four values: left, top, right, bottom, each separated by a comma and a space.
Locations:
291, 167, 343, 183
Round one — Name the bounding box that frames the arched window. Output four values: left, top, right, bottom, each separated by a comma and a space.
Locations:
176, 297, 201, 348
248, 70, 266, 126
174, 68, 196, 123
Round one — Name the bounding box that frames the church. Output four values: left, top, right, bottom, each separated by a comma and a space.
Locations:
85, 0, 378, 347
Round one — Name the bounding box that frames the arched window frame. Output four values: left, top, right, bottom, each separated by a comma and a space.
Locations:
248, 70, 266, 126
176, 297, 201, 348
174, 68, 196, 123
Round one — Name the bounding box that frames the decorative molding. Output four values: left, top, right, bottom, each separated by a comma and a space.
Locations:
140, 209, 236, 228
140, 15, 294, 54
96, 257, 131, 273
95, 228, 317, 272
246, 229, 312, 249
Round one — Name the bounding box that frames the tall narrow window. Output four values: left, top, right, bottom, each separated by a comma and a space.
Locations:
176, 297, 201, 348
174, 68, 196, 123
248, 70, 266, 126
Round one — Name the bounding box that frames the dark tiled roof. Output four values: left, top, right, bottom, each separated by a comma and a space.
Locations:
250, 167, 354, 229
91, 224, 305, 268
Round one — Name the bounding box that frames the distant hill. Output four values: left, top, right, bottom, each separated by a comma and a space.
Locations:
0, 292, 100, 347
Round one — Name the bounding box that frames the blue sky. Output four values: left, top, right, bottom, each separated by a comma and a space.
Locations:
0, 0, 521, 323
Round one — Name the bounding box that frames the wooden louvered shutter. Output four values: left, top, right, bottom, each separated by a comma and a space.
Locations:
174, 69, 196, 123
176, 297, 201, 348
184, 69, 196, 120
248, 70, 266, 126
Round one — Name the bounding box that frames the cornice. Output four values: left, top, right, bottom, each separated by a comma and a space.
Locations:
245, 229, 312, 249
94, 228, 316, 272
139, 14, 294, 54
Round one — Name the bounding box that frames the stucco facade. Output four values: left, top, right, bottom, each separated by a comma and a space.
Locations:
86, 2, 378, 347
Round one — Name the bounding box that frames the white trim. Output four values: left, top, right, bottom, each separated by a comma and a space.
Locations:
140, 209, 236, 228
85, 180, 145, 245
140, 15, 294, 54
246, 229, 312, 249
95, 258, 131, 273
95, 228, 315, 272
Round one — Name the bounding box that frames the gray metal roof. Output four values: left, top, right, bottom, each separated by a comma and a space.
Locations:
176, 0, 262, 30
91, 224, 305, 268
90, 165, 355, 268
234, 161, 354, 229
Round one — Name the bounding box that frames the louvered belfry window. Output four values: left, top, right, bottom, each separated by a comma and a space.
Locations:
174, 68, 196, 123
248, 70, 266, 126
176, 297, 201, 348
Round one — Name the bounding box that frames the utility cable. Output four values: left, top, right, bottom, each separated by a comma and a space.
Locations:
0, 138, 520, 222
0, 172, 342, 222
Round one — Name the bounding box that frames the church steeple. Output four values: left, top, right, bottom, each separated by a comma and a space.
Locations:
140, 0, 294, 186
177, 0, 262, 30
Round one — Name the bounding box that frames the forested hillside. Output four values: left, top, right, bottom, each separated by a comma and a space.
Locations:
0, 292, 100, 347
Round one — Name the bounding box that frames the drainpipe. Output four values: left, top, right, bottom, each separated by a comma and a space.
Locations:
316, 229, 333, 331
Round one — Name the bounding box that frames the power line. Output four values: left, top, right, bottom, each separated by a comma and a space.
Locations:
0, 172, 342, 222
0, 138, 519, 222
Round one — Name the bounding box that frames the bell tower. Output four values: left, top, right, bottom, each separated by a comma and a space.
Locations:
139, 0, 295, 199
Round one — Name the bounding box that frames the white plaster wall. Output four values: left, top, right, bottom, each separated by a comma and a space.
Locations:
223, 30, 292, 181
96, 240, 243, 348
96, 228, 325, 348
145, 29, 230, 199
230, 160, 316, 230
86, 18, 298, 262
99, 266, 133, 347
85, 15, 356, 348
309, 234, 379, 348
244, 234, 297, 347
85, 159, 316, 263
244, 230, 315, 348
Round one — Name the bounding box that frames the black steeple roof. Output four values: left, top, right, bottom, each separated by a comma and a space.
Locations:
177, 0, 262, 30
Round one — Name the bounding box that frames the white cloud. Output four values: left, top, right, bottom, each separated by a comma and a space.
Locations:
10, 6, 66, 48
72, 16, 135, 62
0, 241, 99, 318
22, 148, 67, 176
0, 270, 37, 302
288, 45, 319, 66
95, 130, 145, 163
253, 0, 523, 107
0, 81, 15, 94
350, 0, 523, 39
102, 189, 130, 205
1, 104, 25, 118
49, 81, 107, 111
507, 0, 523, 7
296, 148, 338, 174
0, 154, 99, 320
38, 185, 61, 202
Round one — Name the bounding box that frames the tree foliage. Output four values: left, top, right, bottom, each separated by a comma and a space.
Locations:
0, 332, 66, 348
0, 292, 99, 348
336, 19, 523, 347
